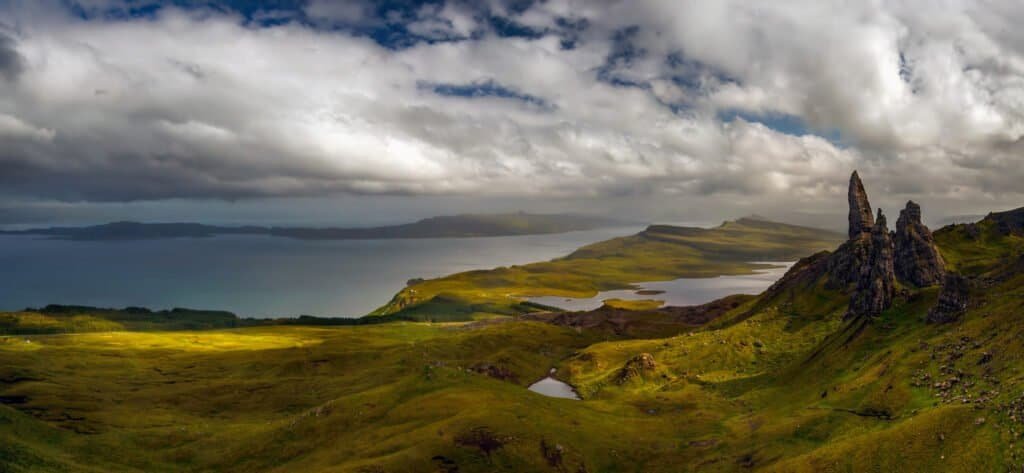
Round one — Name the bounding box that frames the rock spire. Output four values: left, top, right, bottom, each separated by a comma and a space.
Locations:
894, 200, 946, 287
847, 209, 896, 319
848, 171, 875, 239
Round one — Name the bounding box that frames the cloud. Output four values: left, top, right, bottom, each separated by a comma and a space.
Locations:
0, 0, 1023, 221
405, 3, 479, 40
304, 0, 371, 25
0, 114, 55, 141
0, 32, 25, 81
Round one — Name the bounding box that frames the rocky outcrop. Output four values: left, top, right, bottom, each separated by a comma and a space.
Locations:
846, 210, 895, 319
848, 171, 875, 239
829, 172, 951, 319
615, 353, 656, 384
894, 201, 945, 287
826, 237, 871, 290
827, 172, 878, 290
927, 273, 969, 323
828, 172, 897, 318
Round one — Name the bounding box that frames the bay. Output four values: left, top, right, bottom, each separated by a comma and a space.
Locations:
0, 227, 642, 318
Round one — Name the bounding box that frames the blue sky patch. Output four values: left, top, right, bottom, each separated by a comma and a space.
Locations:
719, 110, 844, 145
420, 79, 554, 109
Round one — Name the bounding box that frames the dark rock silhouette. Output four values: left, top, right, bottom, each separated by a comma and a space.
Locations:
827, 171, 880, 290
927, 273, 969, 323
894, 201, 945, 287
847, 210, 895, 319
827, 172, 883, 296
828, 172, 949, 318
848, 171, 875, 239
984, 207, 1024, 236
826, 237, 871, 290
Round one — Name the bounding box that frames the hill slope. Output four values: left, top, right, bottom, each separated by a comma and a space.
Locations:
5, 199, 1024, 471
369, 217, 843, 321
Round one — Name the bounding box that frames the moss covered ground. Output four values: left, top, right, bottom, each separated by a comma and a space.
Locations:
2, 216, 1023, 471
370, 218, 842, 321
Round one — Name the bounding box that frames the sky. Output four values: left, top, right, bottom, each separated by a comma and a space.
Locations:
2, 0, 1024, 229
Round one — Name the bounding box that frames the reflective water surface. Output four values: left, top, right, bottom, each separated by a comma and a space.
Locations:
527, 263, 792, 312
0, 227, 642, 318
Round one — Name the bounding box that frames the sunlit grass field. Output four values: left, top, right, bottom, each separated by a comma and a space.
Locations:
2, 216, 1022, 471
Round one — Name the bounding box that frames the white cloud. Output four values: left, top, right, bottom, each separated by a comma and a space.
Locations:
0, 114, 55, 141
0, 0, 1023, 221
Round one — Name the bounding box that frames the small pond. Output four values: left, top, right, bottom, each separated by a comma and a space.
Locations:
528, 370, 581, 400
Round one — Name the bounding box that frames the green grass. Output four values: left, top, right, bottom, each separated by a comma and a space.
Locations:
371, 218, 842, 321
600, 298, 664, 311
6, 215, 1024, 471
0, 306, 242, 335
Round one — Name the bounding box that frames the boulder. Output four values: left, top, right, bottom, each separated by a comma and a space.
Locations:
615, 353, 656, 384
927, 273, 969, 323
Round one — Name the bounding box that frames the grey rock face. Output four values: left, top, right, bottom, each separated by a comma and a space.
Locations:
927, 273, 969, 323
846, 210, 895, 319
826, 237, 870, 290
827, 171, 877, 291
894, 201, 945, 287
848, 171, 875, 240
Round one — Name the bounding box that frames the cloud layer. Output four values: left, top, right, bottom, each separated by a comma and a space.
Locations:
2, 0, 1024, 219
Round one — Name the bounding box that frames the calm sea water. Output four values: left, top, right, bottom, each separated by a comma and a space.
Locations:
0, 227, 642, 318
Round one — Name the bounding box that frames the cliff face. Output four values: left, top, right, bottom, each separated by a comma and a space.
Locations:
894, 201, 946, 287
826, 237, 870, 290
846, 210, 895, 318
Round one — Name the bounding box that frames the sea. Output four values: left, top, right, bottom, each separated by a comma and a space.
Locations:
0, 227, 645, 318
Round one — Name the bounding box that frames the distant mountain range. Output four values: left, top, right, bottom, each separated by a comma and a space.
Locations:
0, 213, 632, 241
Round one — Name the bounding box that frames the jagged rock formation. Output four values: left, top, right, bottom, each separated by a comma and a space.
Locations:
615, 353, 656, 384
846, 210, 895, 319
826, 236, 871, 290
927, 273, 969, 323
827, 173, 949, 319
827, 172, 897, 318
826, 172, 877, 290
894, 201, 945, 287
848, 171, 875, 239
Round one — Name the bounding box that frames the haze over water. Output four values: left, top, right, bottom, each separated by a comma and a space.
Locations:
0, 228, 643, 318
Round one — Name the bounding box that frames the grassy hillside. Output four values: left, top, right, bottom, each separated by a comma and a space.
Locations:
5, 213, 1024, 471
0, 306, 242, 335
370, 217, 843, 321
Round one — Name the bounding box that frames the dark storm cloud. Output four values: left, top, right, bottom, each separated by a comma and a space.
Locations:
0, 32, 25, 81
